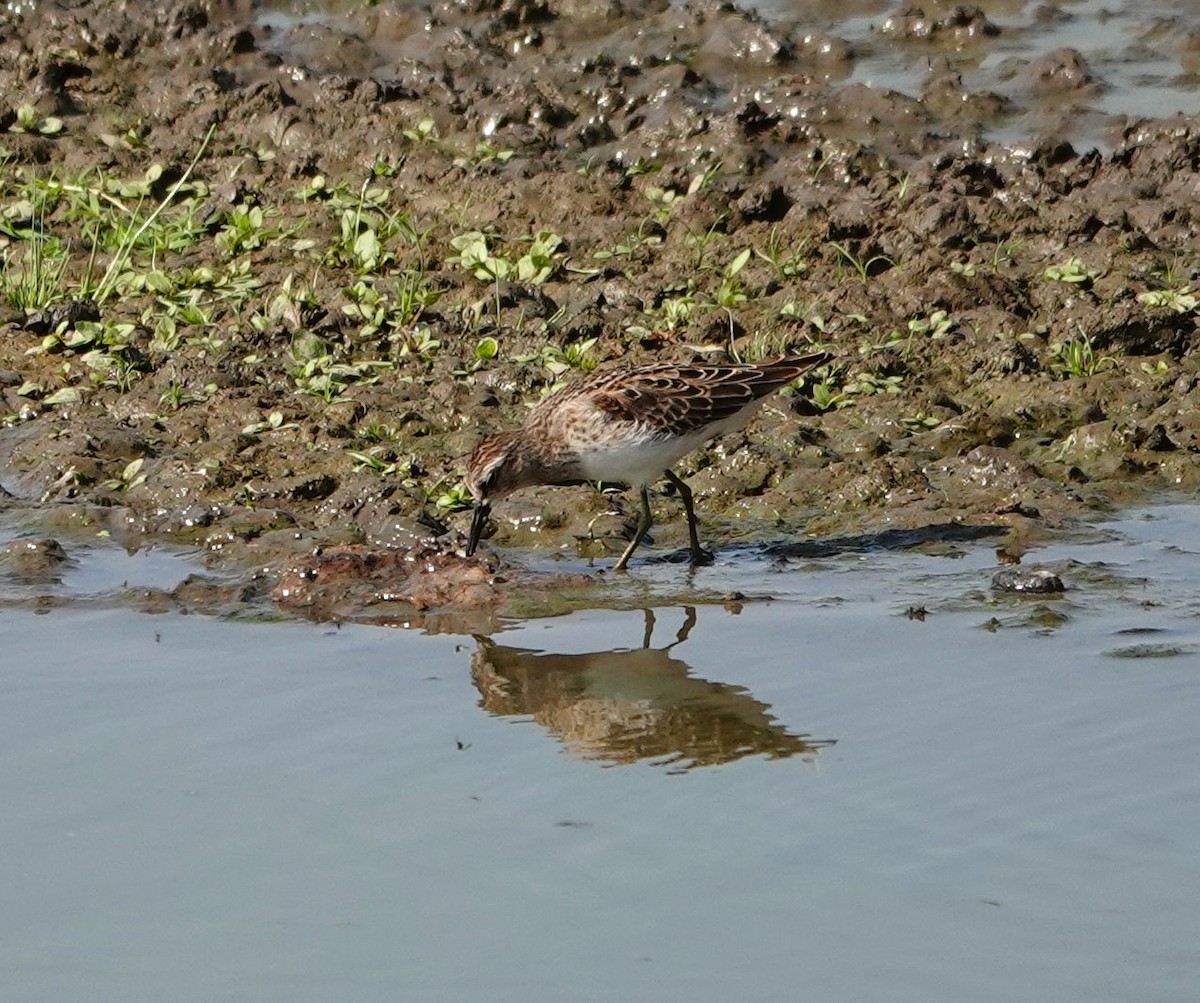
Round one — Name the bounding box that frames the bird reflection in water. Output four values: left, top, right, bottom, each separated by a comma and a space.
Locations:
470, 607, 835, 771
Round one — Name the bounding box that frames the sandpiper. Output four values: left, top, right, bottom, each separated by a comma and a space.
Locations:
465, 352, 831, 570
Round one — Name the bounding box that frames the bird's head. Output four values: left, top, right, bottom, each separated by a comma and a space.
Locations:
464, 431, 524, 557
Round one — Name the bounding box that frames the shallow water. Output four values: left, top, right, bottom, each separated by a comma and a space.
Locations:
761, 0, 1200, 149
2, 503, 1198, 1000
255, 0, 1200, 150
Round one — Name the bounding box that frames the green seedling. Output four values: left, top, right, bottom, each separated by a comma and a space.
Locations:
797, 364, 849, 411
624, 156, 660, 177
43, 386, 83, 406
241, 411, 299, 436
325, 180, 414, 272
659, 292, 696, 331
9, 104, 63, 136
370, 156, 402, 178
341, 280, 387, 336
259, 272, 320, 331
339, 274, 441, 344
714, 248, 751, 307
1049, 330, 1115, 378
402, 117, 439, 143
828, 241, 894, 283
102, 457, 148, 493
592, 223, 663, 264
992, 238, 1023, 270
540, 336, 598, 378
14, 380, 41, 398
346, 218, 387, 272
85, 349, 143, 393
1, 233, 71, 309
105, 162, 166, 201
1138, 288, 1197, 314
687, 162, 722, 194
215, 202, 271, 254
644, 185, 683, 222
516, 230, 563, 284
448, 230, 509, 281
289, 330, 391, 402
777, 300, 823, 328
809, 382, 847, 411
845, 372, 904, 396
906, 309, 952, 350
683, 216, 727, 270
449, 229, 563, 286
454, 141, 514, 170
449, 334, 500, 377
393, 270, 441, 324
392, 324, 440, 361
26, 318, 136, 357
431, 479, 473, 513
347, 449, 414, 479
294, 174, 328, 202
159, 380, 216, 411
98, 120, 150, 152
1043, 257, 1100, 285
714, 248, 754, 358
357, 423, 400, 444
901, 413, 942, 430
756, 228, 808, 278
90, 124, 216, 304
328, 180, 390, 214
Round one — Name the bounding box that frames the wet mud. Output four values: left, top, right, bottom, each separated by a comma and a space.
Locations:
0, 0, 1198, 624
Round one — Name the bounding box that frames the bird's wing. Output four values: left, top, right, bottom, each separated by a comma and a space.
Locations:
586, 363, 792, 436
527, 355, 830, 437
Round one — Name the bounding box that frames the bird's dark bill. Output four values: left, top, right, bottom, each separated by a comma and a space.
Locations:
466, 503, 490, 557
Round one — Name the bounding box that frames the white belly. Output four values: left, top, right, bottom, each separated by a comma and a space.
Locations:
572, 404, 765, 486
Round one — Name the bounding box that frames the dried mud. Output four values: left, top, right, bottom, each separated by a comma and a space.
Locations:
1, 0, 1198, 624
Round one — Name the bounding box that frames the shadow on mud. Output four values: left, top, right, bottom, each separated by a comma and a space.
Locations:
763, 522, 1008, 559
470, 607, 834, 771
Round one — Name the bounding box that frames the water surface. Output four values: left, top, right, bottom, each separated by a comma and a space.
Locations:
253, 0, 1200, 150
2, 505, 1198, 1000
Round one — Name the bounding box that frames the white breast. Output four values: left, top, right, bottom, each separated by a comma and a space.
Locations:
572, 400, 769, 487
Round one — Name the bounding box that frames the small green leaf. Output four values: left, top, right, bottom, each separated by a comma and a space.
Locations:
45, 387, 82, 405
727, 247, 752, 277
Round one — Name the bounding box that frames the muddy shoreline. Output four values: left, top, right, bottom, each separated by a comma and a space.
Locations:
1, 0, 1197, 622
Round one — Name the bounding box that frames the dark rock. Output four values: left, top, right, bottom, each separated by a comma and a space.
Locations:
23, 298, 100, 335
1143, 424, 1176, 452
991, 567, 1064, 593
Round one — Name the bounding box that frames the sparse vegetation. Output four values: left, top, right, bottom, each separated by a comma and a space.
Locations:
1043, 257, 1101, 285
0, 0, 1196, 584
1049, 330, 1116, 378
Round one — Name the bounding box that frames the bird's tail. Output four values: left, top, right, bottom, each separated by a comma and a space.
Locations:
760, 351, 834, 385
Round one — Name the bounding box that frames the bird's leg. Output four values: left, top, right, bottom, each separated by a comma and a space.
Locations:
663, 469, 714, 567
641, 608, 656, 648
613, 484, 653, 572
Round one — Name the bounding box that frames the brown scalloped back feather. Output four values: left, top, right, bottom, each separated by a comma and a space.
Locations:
552, 352, 830, 437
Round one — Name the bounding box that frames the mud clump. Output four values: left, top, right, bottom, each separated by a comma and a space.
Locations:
272, 542, 594, 630
0, 0, 1198, 622
0, 536, 70, 580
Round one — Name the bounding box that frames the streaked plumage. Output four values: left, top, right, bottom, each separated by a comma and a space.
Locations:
465, 352, 830, 570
